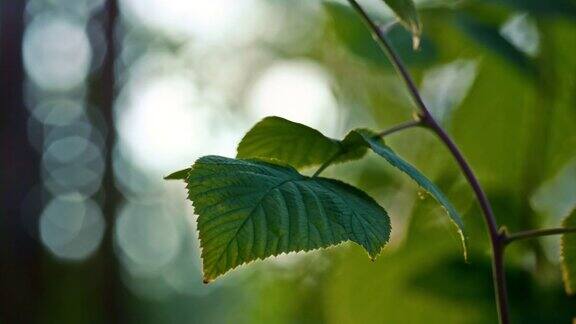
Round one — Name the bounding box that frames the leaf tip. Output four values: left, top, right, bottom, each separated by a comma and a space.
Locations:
164, 168, 191, 180
412, 34, 421, 51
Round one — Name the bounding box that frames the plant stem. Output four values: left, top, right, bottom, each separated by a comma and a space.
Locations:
376, 119, 421, 137
313, 152, 342, 177
346, 0, 427, 118
313, 119, 420, 177
346, 1, 509, 322
505, 227, 576, 245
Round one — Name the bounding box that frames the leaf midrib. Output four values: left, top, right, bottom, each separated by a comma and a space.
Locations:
208, 176, 305, 273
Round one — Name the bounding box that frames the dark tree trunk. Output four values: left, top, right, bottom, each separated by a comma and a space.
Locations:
92, 0, 123, 322
0, 0, 43, 323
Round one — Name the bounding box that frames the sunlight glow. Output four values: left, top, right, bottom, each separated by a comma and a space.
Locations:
120, 0, 261, 42
421, 59, 478, 125
246, 60, 340, 136
500, 13, 540, 57
531, 159, 576, 220
116, 75, 213, 174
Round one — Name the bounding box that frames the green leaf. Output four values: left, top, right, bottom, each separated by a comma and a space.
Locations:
234, 117, 464, 257
186, 155, 390, 282
237, 116, 367, 169
346, 129, 467, 258
323, 2, 436, 68
561, 209, 576, 295
164, 168, 191, 180
237, 116, 340, 168
382, 0, 422, 48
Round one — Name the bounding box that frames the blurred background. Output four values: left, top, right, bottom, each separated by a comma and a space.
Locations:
1, 0, 575, 323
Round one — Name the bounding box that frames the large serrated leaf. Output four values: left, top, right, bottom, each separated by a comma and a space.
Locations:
561, 209, 576, 295
345, 128, 467, 258
236, 116, 367, 169
187, 155, 390, 282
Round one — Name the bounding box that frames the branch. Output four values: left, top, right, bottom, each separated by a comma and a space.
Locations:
345, 0, 427, 117
345, 1, 508, 323
505, 227, 576, 245
345, 0, 500, 243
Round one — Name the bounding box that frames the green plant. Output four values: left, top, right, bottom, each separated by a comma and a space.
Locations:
166, 1, 576, 323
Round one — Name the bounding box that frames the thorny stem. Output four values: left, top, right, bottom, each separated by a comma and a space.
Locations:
346, 0, 509, 322
505, 227, 576, 245
313, 118, 421, 177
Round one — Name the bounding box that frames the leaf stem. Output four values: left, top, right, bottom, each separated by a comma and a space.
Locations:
312, 152, 342, 177
505, 227, 576, 245
313, 119, 420, 178
346, 1, 508, 322
376, 119, 421, 137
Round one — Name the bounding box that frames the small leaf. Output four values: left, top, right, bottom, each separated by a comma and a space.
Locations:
165, 168, 191, 180
324, 2, 436, 67
382, 0, 421, 49
345, 129, 468, 258
187, 155, 391, 282
237, 116, 367, 169
561, 209, 576, 295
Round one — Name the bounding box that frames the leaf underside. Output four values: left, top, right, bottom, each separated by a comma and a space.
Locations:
347, 129, 467, 258
187, 155, 391, 282
561, 209, 576, 295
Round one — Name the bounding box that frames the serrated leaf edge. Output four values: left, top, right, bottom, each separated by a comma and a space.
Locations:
561, 210, 576, 295
186, 157, 390, 283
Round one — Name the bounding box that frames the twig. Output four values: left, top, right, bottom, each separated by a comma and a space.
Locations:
345, 1, 509, 322
312, 152, 342, 177
505, 227, 576, 245
312, 119, 421, 177
376, 119, 421, 137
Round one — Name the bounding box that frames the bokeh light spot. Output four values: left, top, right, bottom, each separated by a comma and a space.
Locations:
40, 194, 105, 260
23, 13, 92, 91
246, 60, 340, 136
115, 202, 181, 274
